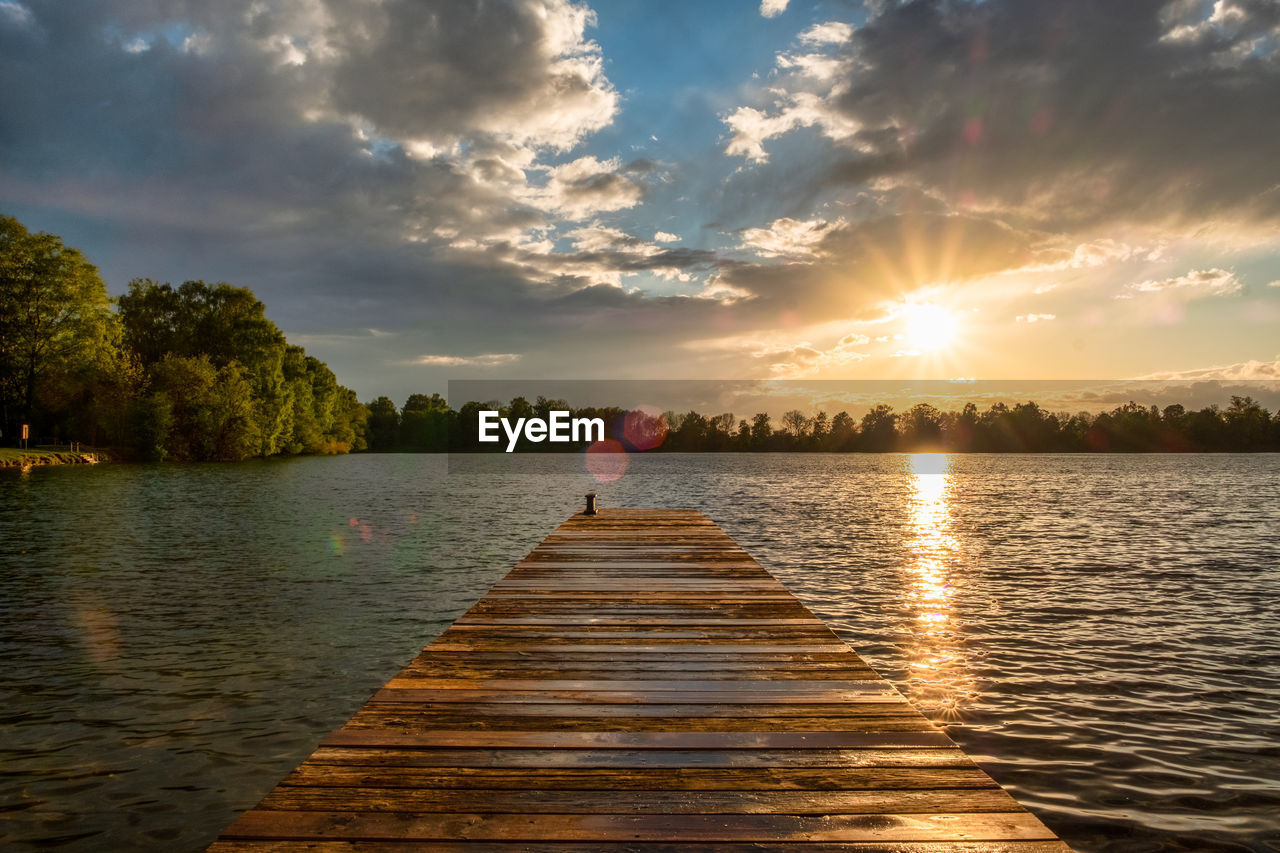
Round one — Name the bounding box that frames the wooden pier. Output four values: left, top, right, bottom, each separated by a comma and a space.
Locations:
211, 508, 1066, 851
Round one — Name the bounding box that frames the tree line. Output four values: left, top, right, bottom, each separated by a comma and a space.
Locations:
364, 395, 1280, 453
1, 215, 367, 461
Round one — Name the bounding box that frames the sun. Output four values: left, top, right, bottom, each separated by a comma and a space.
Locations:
903, 303, 960, 352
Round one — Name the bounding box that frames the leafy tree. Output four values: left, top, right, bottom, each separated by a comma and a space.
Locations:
128, 392, 173, 462
829, 411, 855, 450
401, 392, 451, 450
0, 215, 115, 438
749, 412, 772, 448
148, 355, 258, 461
1223, 396, 1270, 451
671, 411, 709, 450
900, 404, 943, 450
366, 396, 400, 450
857, 404, 897, 451
810, 411, 829, 447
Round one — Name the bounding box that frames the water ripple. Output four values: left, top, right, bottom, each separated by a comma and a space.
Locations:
2, 453, 1278, 851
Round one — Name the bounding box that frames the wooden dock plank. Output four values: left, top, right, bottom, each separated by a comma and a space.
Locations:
211, 508, 1065, 850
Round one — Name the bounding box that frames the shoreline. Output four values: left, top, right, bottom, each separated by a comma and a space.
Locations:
0, 448, 109, 468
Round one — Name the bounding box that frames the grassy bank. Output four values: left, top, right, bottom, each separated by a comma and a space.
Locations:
0, 448, 109, 468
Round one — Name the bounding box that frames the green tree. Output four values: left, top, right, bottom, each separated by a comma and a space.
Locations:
0, 215, 115, 438
366, 396, 400, 450
401, 392, 452, 450
148, 355, 258, 461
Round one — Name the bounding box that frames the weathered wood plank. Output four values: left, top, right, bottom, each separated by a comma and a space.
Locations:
257, 788, 1023, 814
278, 766, 1002, 791
319, 730, 954, 749
210, 842, 1074, 853
220, 810, 1057, 842
210, 508, 1064, 851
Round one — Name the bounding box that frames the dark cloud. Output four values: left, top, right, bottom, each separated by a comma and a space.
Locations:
331, 0, 614, 148
805, 0, 1280, 229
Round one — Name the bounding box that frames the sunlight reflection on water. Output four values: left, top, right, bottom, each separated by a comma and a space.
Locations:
901, 453, 975, 722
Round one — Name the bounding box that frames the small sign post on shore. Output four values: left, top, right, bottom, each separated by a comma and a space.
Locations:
21, 423, 28, 450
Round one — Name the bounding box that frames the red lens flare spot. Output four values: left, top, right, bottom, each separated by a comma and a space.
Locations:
624, 405, 668, 451
585, 439, 628, 482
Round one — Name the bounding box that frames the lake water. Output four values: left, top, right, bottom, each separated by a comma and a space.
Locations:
1, 453, 1278, 851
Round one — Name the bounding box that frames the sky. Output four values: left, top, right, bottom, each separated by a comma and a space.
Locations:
2, 0, 1279, 404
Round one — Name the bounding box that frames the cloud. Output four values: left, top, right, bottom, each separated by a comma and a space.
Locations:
724, 93, 858, 163
1025, 239, 1136, 272
739, 217, 843, 259
562, 224, 655, 254
716, 212, 1037, 315
0, 1, 33, 28
760, 0, 789, 19
723, 0, 1280, 231
332, 0, 617, 152
3, 0, 1276, 399
1139, 355, 1280, 381
0, 0, 629, 258
1016, 313, 1056, 323
411, 353, 521, 367
687, 329, 872, 378
533, 156, 647, 220
1124, 268, 1242, 298
799, 22, 854, 45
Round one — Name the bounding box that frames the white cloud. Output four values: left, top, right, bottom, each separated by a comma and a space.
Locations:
799, 22, 854, 45
654, 231, 680, 243
1016, 313, 1057, 323
1022, 238, 1135, 272
562, 224, 656, 254
412, 353, 521, 367
739, 217, 843, 258
532, 155, 646, 220
1124, 268, 1241, 298
1139, 354, 1280, 381
0, 1, 33, 27
700, 275, 755, 304
760, 0, 790, 18
1268, 280, 1280, 288
724, 92, 859, 163
776, 51, 844, 82
1068, 239, 1134, 268
686, 329, 871, 377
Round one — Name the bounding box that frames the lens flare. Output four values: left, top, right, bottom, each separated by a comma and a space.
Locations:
585, 439, 628, 482
624, 405, 668, 450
